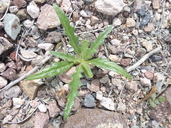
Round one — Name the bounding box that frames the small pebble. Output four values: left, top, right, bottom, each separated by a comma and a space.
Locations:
144, 70, 154, 79
126, 18, 136, 27
12, 98, 25, 108
4, 86, 22, 99
38, 104, 47, 112
140, 13, 151, 27
150, 55, 162, 62
140, 77, 151, 86
120, 58, 131, 66
139, 6, 146, 16
125, 81, 138, 91
83, 94, 96, 107
27, 1, 40, 19
96, 91, 103, 101
100, 97, 115, 110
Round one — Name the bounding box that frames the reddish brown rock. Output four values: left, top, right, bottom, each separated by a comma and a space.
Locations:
13, 0, 27, 9
47, 100, 60, 118
64, 108, 128, 128
1, 68, 17, 80
34, 112, 49, 128
120, 58, 131, 66
145, 70, 154, 79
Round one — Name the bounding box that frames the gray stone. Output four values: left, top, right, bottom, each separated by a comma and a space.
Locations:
83, 94, 96, 107
4, 86, 22, 99
140, 13, 151, 28
150, 55, 162, 62
45, 31, 62, 43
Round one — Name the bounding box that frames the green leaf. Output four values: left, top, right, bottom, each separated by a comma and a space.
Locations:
80, 40, 91, 59
26, 61, 74, 80
81, 62, 93, 78
87, 26, 113, 58
149, 99, 157, 107
53, 4, 80, 55
158, 96, 165, 102
88, 58, 132, 79
154, 99, 160, 104
64, 65, 82, 120
151, 93, 156, 101
50, 51, 76, 62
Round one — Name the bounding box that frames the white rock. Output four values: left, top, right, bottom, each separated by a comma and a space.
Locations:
111, 39, 121, 46
0, 76, 7, 88
132, 29, 138, 35
112, 18, 122, 27
140, 77, 151, 86
117, 101, 126, 111
38, 104, 47, 112
2, 115, 13, 124
12, 98, 25, 108
80, 10, 88, 17
155, 13, 161, 21
61, 0, 72, 12
3, 14, 21, 40
0, 0, 10, 14
0, 63, 6, 72
38, 43, 54, 51
100, 97, 115, 110
27, 1, 40, 19
9, 6, 18, 13
20, 49, 37, 59
96, 91, 103, 101
95, 0, 125, 16
23, 19, 34, 28
141, 40, 153, 52
126, 18, 136, 27
153, 72, 164, 82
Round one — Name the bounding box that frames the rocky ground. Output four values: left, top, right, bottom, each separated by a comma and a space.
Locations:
1, 0, 171, 128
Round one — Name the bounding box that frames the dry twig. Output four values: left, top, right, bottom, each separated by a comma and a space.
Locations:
126, 46, 162, 72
